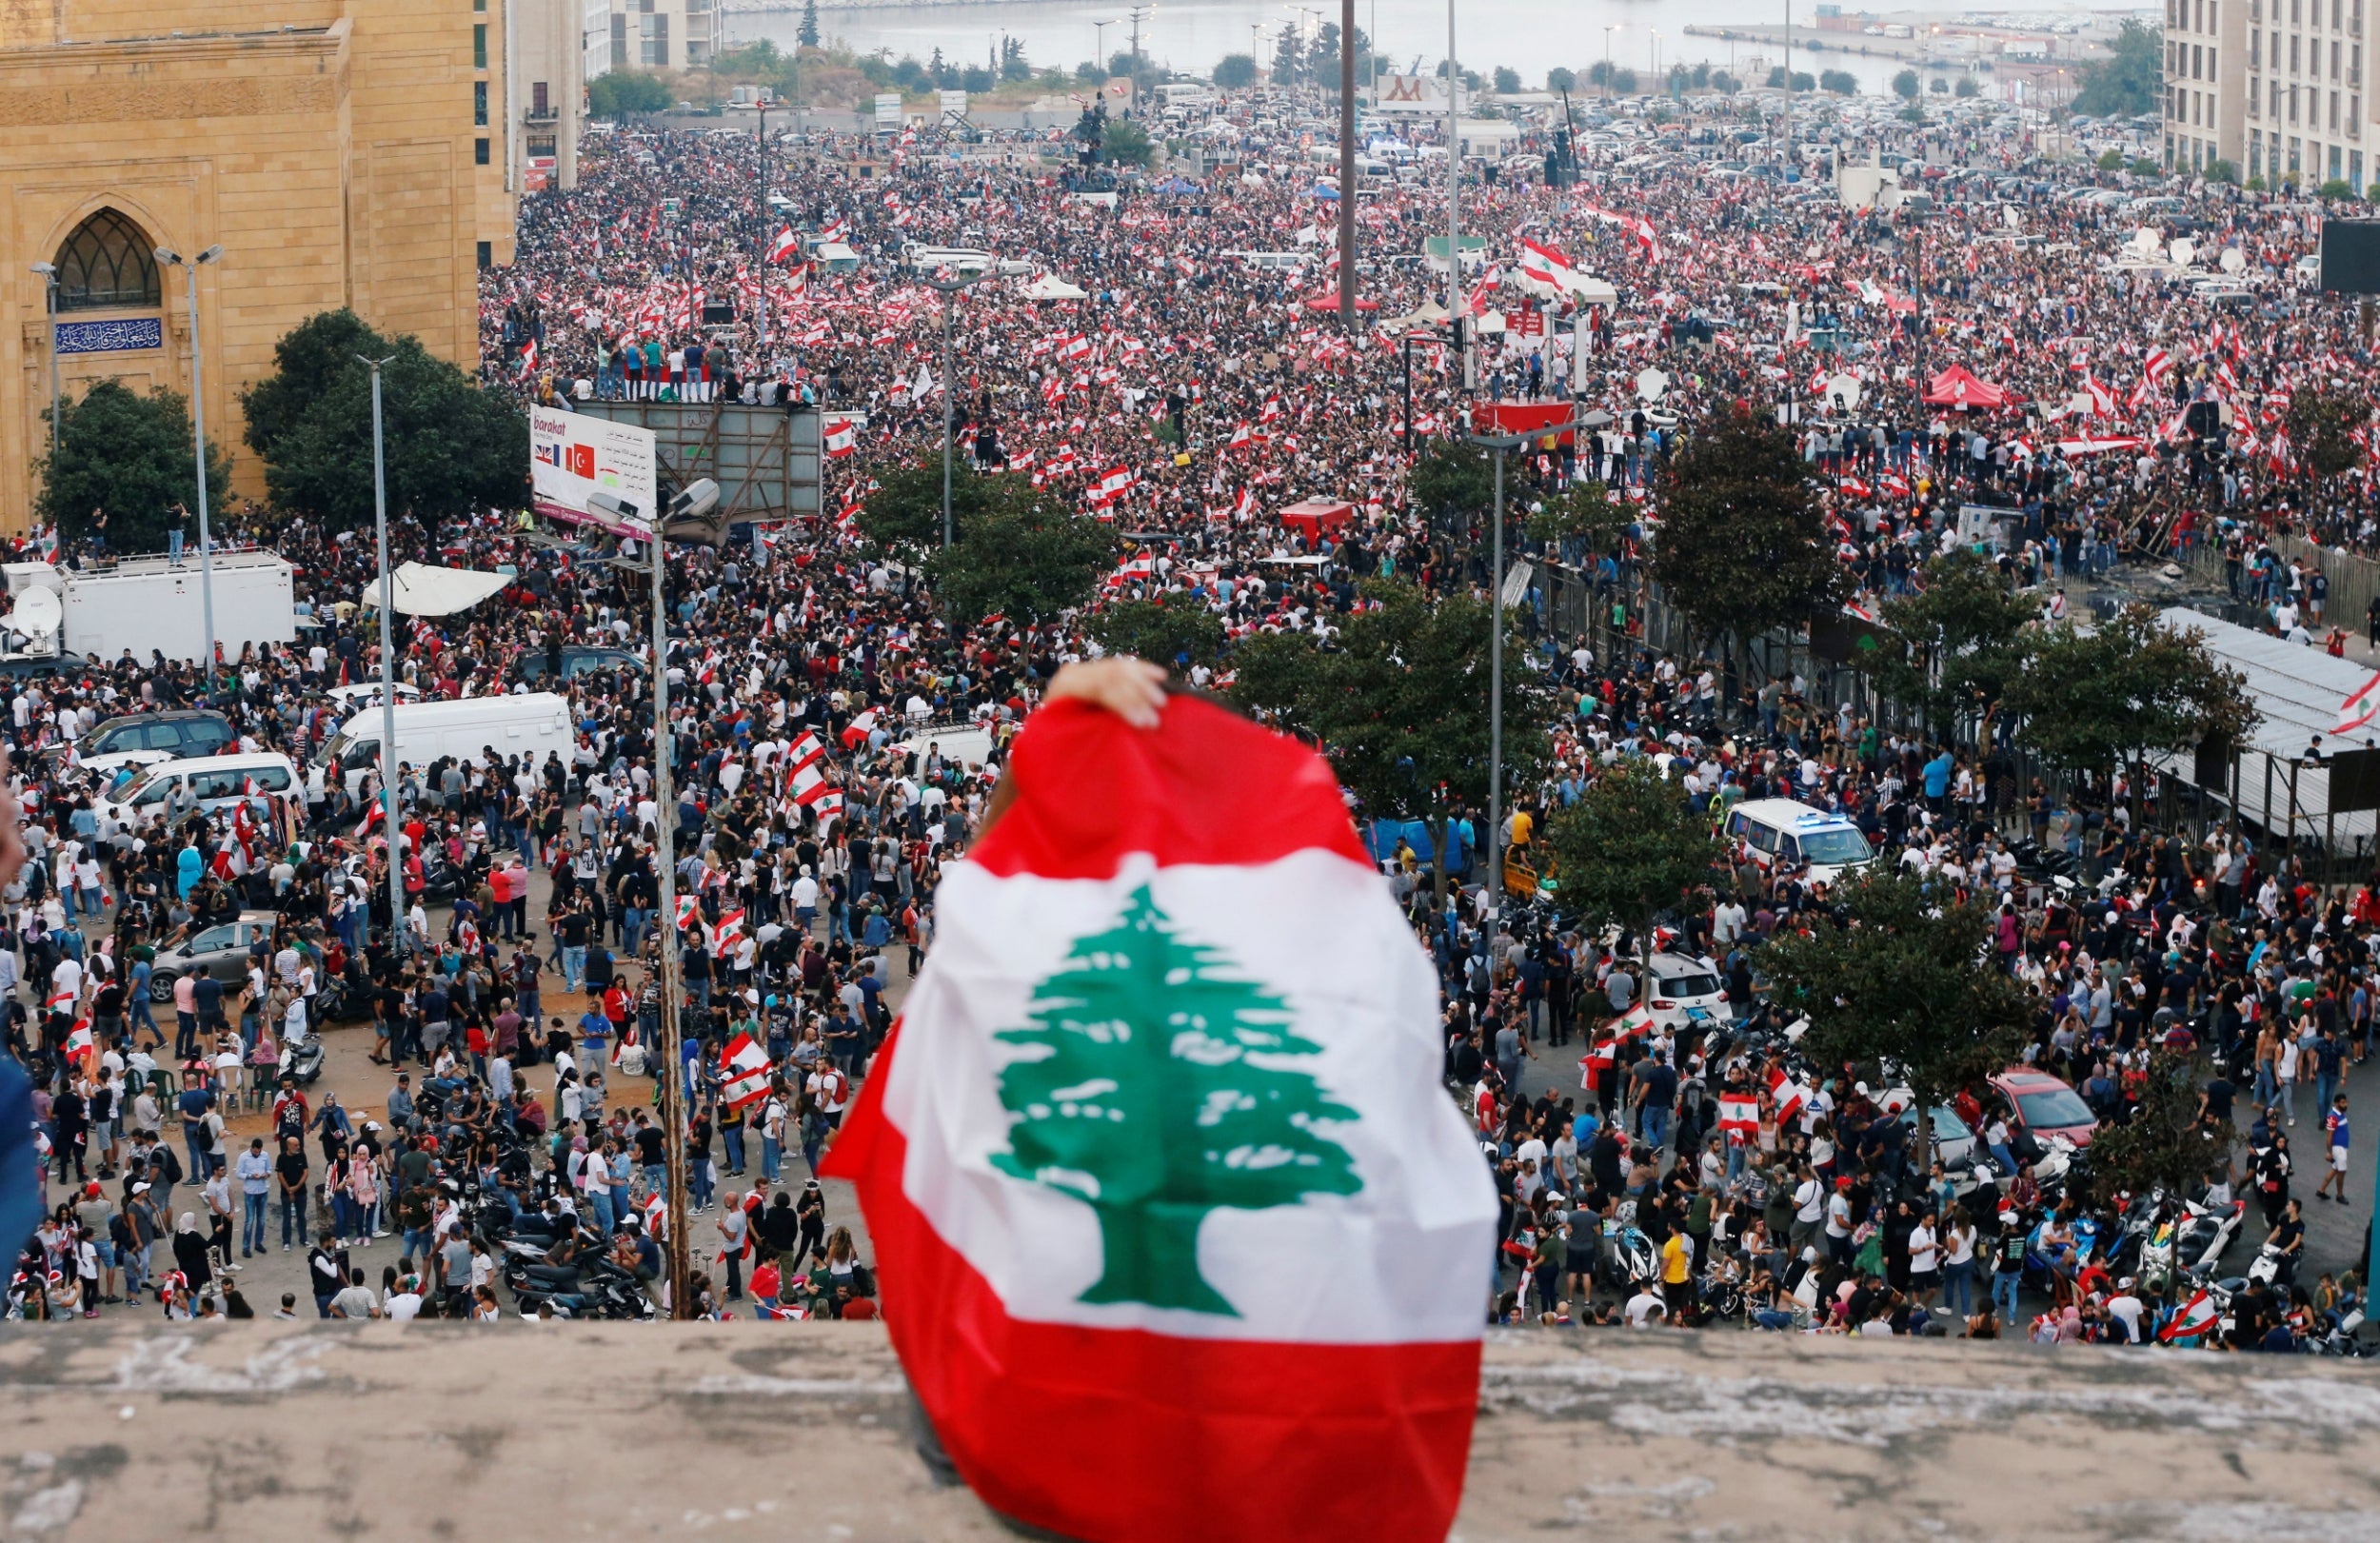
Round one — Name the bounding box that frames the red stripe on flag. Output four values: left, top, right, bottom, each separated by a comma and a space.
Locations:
821, 1022, 1478, 1543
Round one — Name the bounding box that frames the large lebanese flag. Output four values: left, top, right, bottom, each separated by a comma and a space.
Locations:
823, 696, 1494, 1543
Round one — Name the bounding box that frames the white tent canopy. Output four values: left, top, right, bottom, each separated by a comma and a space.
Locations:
1020, 273, 1089, 301
363, 561, 512, 617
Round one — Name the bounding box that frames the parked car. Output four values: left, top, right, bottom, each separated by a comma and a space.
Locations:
513, 645, 646, 683
1989, 1068, 2101, 1149
149, 910, 279, 1002
46, 708, 234, 781
1643, 950, 1732, 1031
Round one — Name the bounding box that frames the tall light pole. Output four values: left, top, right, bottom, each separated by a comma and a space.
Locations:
923, 270, 984, 547
595, 475, 718, 1321
1095, 18, 1117, 76
1604, 25, 1619, 101
28, 263, 59, 465
1465, 427, 1530, 925
356, 354, 410, 959
1444, 0, 1462, 381
1338, 0, 1358, 335
155, 244, 222, 692
1782, 0, 1794, 176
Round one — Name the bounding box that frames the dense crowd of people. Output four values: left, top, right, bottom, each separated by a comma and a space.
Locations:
4, 76, 2377, 1340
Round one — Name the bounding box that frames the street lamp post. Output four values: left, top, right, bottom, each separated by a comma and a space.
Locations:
1604, 25, 1619, 100
594, 475, 719, 1319
155, 244, 223, 692
1095, 18, 1118, 75
1465, 427, 1532, 926
923, 270, 985, 547
1338, 0, 1358, 335
356, 354, 411, 964
28, 264, 59, 465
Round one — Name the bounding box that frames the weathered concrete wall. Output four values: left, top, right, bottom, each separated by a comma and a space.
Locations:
3, 1324, 2378, 1541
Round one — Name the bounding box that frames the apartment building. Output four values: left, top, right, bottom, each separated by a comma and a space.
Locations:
2238, 0, 2372, 188
609, 0, 712, 72
2165, 0, 2251, 173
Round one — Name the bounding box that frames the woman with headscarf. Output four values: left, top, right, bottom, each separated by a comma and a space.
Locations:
170, 1212, 211, 1303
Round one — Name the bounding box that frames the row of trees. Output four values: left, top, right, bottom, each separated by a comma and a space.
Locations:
36, 309, 524, 546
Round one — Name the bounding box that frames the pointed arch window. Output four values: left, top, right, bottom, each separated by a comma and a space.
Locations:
53, 209, 162, 312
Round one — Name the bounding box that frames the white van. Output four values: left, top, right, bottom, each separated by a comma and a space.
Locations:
1720, 797, 1875, 885
902, 246, 996, 273
314, 692, 574, 801
94, 752, 303, 842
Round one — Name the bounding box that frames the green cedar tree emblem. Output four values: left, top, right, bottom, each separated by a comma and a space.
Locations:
990, 885, 1362, 1316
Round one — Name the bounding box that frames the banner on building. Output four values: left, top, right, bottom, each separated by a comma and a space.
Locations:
1372, 73, 1463, 114
875, 92, 903, 129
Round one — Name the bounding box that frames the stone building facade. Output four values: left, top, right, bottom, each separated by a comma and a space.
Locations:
0, 0, 567, 524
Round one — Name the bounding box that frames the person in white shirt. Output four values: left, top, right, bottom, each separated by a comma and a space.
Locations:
1622, 1288, 1667, 1327
384, 1279, 425, 1321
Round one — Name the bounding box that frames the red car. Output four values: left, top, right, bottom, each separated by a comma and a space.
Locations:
1987, 1069, 2100, 1149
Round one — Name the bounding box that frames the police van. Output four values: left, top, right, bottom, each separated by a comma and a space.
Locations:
1720, 798, 1875, 885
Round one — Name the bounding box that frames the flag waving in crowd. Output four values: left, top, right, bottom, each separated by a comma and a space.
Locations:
826, 660, 1494, 1543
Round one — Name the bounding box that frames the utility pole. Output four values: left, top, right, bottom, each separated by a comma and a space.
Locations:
357, 353, 409, 959
648, 533, 691, 1319
1127, 5, 1151, 108
157, 244, 223, 693
1782, 0, 1794, 177
1445, 0, 1464, 388
1465, 428, 1532, 927
1338, 0, 1358, 336
757, 101, 769, 355
924, 271, 985, 545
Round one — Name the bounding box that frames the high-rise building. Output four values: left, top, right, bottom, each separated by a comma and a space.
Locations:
608, 0, 711, 73
2165, 0, 2251, 174
0, 0, 577, 520
2231, 0, 2371, 190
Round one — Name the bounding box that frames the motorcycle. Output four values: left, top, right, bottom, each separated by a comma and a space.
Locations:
277, 1031, 325, 1088
2144, 1195, 2248, 1294
1597, 1210, 1660, 1292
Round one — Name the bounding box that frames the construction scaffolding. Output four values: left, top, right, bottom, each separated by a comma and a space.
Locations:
571, 401, 823, 526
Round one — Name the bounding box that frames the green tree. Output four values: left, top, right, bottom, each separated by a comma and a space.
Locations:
1101, 117, 1156, 168
1089, 596, 1225, 668
1892, 69, 1920, 101
798, 0, 820, 49
238, 308, 386, 464
923, 490, 1116, 628
588, 70, 671, 119
2087, 1052, 2235, 1211
2003, 604, 2258, 789
1954, 75, 1979, 98
2286, 386, 2371, 483
992, 886, 1360, 1316
1650, 413, 1848, 670
2097, 148, 2127, 171
1761, 871, 2033, 1164
253, 328, 526, 531
1408, 440, 1495, 524
1872, 549, 2038, 742
1543, 762, 1720, 963
1523, 481, 1624, 546
1214, 52, 1259, 89
2073, 19, 2159, 117
2207, 158, 2240, 184
855, 458, 1002, 551
1229, 581, 1546, 898
1819, 69, 1858, 95
1547, 67, 1577, 93
1492, 66, 1522, 94
35, 381, 231, 550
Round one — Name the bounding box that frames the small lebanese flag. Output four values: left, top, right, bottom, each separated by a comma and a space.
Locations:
1716, 1093, 1759, 1144
823, 696, 1494, 1543
719, 1031, 771, 1111
712, 906, 748, 959
784, 730, 827, 773
767, 226, 800, 263
810, 789, 845, 829
2336, 670, 2380, 738
1610, 1002, 1656, 1039
1769, 1067, 1808, 1124
2159, 1287, 2218, 1342
823, 419, 859, 458
840, 707, 879, 750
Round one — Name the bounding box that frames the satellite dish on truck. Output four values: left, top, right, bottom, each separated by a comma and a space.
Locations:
9, 585, 60, 641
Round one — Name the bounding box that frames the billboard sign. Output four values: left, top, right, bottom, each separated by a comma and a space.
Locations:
940, 89, 968, 125
1373, 73, 1462, 114
875, 92, 903, 129
530, 406, 658, 535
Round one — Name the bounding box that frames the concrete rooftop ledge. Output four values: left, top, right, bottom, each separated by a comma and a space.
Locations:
3, 1324, 2378, 1540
